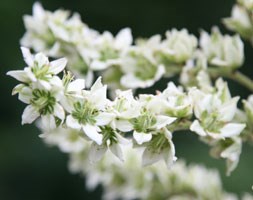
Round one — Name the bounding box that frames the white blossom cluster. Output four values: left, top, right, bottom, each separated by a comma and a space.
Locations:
7, 47, 248, 175
7, 1, 253, 199
69, 144, 252, 200
21, 3, 245, 90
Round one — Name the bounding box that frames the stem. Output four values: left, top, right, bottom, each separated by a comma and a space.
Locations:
208, 68, 253, 93
229, 71, 253, 92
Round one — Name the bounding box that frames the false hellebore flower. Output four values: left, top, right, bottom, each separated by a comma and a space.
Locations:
190, 78, 246, 139
223, 4, 253, 39
210, 136, 242, 175
66, 77, 114, 146
156, 29, 198, 64
200, 28, 244, 69
141, 128, 177, 168
7, 47, 67, 90
21, 2, 69, 54
130, 94, 176, 145
7, 48, 66, 128
126, 94, 177, 167
120, 45, 165, 89
90, 28, 133, 71
110, 89, 141, 132
158, 82, 193, 118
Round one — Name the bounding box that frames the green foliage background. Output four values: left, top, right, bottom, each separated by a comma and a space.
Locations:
0, 0, 252, 199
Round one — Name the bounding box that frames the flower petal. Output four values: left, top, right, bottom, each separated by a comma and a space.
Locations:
38, 80, 51, 90
110, 143, 124, 161
220, 123, 246, 138
35, 52, 49, 67
18, 86, 33, 104
91, 76, 103, 92
68, 79, 85, 92
66, 115, 81, 129
22, 105, 40, 124
115, 119, 133, 132
83, 124, 103, 145
163, 139, 177, 169
7, 70, 29, 82
133, 131, 152, 145
90, 60, 108, 71
54, 103, 65, 121
49, 58, 67, 74
21, 47, 34, 66
190, 120, 207, 136
89, 142, 107, 163
24, 67, 36, 82
33, 2, 45, 20
95, 112, 114, 126
218, 97, 239, 122
142, 147, 162, 166
41, 114, 56, 130
115, 28, 132, 49
154, 115, 176, 129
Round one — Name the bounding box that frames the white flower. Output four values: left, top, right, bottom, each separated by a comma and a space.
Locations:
108, 89, 141, 132
89, 126, 130, 162
158, 29, 197, 63
135, 34, 162, 57
190, 79, 246, 139
90, 28, 132, 71
158, 82, 193, 118
223, 5, 253, 39
200, 28, 244, 69
120, 50, 165, 89
48, 13, 88, 43
7, 47, 67, 90
21, 88, 65, 128
142, 128, 177, 168
130, 102, 176, 145
66, 77, 113, 145
21, 2, 69, 53
66, 113, 103, 145
210, 137, 242, 175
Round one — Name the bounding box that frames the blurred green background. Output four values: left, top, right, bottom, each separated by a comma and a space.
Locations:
0, 0, 253, 199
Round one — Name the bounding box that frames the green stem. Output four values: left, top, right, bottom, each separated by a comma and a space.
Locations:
228, 71, 253, 92
207, 68, 253, 93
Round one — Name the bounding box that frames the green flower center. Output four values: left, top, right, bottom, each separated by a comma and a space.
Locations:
130, 110, 157, 133
147, 133, 169, 154
101, 126, 118, 145
72, 101, 99, 125
30, 89, 56, 115
133, 54, 157, 80
31, 62, 51, 80
100, 47, 119, 61
201, 110, 224, 133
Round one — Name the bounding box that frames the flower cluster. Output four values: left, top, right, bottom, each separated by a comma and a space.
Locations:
7, 2, 253, 199
8, 47, 247, 174
69, 145, 252, 200
21, 3, 246, 91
